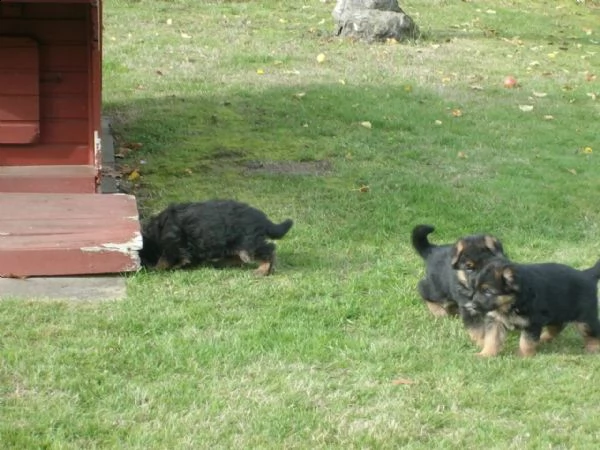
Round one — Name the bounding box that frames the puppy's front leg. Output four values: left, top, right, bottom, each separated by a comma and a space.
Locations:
518, 328, 541, 357
477, 318, 507, 357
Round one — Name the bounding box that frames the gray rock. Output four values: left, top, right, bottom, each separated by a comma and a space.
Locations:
333, 0, 419, 42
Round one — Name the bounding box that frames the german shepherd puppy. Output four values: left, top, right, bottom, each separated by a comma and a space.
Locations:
139, 200, 293, 275
467, 258, 600, 357
411, 224, 506, 346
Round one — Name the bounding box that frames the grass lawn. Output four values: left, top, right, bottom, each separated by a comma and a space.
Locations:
2, 0, 600, 448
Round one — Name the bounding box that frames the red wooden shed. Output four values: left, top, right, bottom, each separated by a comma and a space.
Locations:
0, 0, 142, 277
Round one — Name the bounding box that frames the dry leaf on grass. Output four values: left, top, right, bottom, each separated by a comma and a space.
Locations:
128, 170, 141, 181
518, 105, 534, 112
316, 53, 326, 63
451, 109, 462, 117
392, 378, 415, 385
0, 273, 29, 279
360, 121, 372, 129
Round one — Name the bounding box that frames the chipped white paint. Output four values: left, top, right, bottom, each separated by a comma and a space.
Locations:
80, 231, 143, 256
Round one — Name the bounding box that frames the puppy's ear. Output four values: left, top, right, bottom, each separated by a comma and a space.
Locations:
451, 240, 465, 269
484, 235, 504, 256
501, 266, 519, 291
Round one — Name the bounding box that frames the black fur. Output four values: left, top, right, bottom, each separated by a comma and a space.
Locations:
411, 224, 506, 341
139, 199, 293, 275
469, 258, 600, 356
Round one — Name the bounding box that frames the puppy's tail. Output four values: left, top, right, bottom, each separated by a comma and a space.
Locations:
267, 219, 294, 239
582, 259, 600, 281
411, 224, 436, 259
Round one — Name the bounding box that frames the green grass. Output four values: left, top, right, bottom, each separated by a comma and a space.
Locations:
2, 0, 600, 448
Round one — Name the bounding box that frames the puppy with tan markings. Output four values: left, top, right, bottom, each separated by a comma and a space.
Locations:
467, 258, 600, 357
411, 224, 506, 345
139, 199, 293, 275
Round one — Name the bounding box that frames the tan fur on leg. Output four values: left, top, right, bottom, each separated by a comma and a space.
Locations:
425, 301, 451, 317
539, 324, 564, 343
477, 320, 506, 357
518, 332, 538, 357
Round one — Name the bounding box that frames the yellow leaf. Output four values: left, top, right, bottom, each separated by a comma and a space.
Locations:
434, 120, 443, 125
567, 168, 577, 175
166, 18, 173, 25
583, 146, 593, 154
339, 79, 346, 85
451, 109, 462, 117
128, 170, 140, 181
404, 84, 413, 92
518, 105, 534, 112
532, 91, 547, 97
256, 68, 265, 75
360, 121, 372, 129
180, 32, 192, 39
316, 53, 326, 63
457, 151, 467, 159
544, 115, 554, 120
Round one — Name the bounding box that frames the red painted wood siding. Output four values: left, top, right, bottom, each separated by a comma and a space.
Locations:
0, 37, 40, 144
0, 2, 94, 166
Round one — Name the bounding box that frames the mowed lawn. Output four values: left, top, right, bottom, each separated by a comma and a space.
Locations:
2, 0, 600, 448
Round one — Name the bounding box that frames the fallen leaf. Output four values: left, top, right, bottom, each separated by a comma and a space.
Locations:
547, 52, 558, 59
404, 84, 413, 93
451, 108, 463, 117
544, 115, 554, 120
181, 32, 192, 39
360, 121, 372, 129
128, 170, 141, 181
518, 105, 534, 112
256, 68, 265, 75
586, 73, 596, 82
184, 168, 193, 175
156, 70, 164, 76
124, 142, 143, 150
583, 146, 593, 154
470, 84, 484, 90
386, 37, 399, 45
532, 91, 547, 97
392, 378, 415, 385
293, 92, 306, 99
587, 92, 597, 101
339, 79, 346, 85
166, 18, 172, 25
352, 184, 370, 193
457, 151, 468, 159
316, 53, 326, 63
0, 273, 29, 279
567, 168, 577, 175
434, 120, 443, 125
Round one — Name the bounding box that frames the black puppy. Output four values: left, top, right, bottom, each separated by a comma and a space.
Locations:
139, 199, 293, 275
468, 258, 600, 357
411, 224, 506, 345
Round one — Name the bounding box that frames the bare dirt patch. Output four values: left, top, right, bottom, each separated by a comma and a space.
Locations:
244, 160, 333, 176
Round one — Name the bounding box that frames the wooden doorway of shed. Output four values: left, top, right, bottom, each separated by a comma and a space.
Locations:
0, 37, 40, 144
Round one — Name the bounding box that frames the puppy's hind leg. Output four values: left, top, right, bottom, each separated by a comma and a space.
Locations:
417, 280, 455, 318
539, 323, 565, 343
575, 320, 600, 353
253, 242, 276, 276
